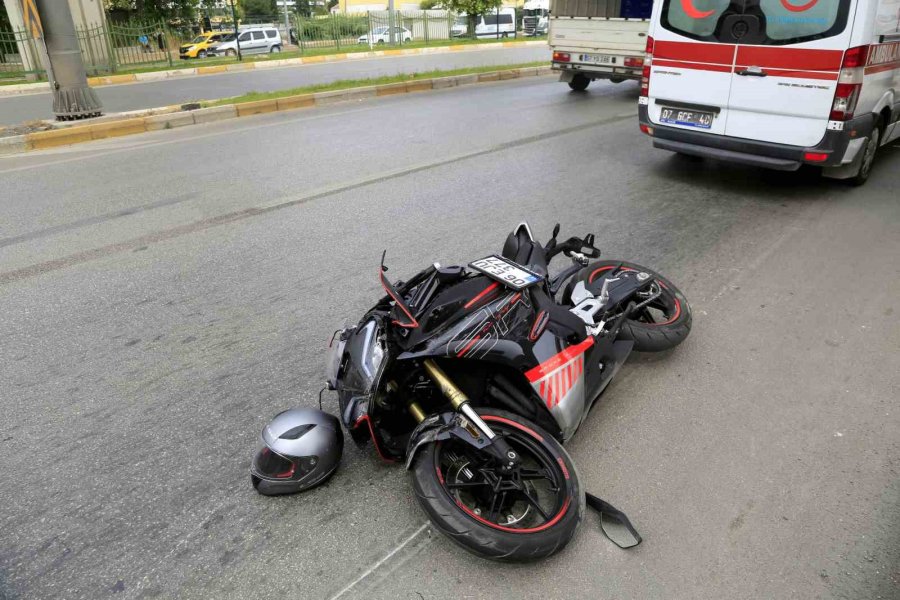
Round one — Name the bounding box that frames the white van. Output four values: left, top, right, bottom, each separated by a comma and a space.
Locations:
638, 0, 900, 184
452, 9, 518, 38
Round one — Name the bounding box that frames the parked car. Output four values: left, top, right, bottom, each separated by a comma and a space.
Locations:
452, 9, 517, 38
358, 26, 413, 44
179, 31, 231, 59
638, 0, 900, 185
207, 27, 283, 57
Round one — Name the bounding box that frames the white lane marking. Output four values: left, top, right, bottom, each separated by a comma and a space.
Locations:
327, 522, 429, 600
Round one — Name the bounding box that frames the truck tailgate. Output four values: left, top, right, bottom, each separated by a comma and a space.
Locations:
549, 18, 648, 53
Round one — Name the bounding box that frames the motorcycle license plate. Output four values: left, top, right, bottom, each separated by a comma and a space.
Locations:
659, 107, 713, 129
469, 255, 543, 290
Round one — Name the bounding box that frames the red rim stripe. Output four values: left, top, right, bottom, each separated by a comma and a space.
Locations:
436, 415, 571, 534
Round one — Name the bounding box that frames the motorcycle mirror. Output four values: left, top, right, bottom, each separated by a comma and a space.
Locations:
586, 493, 642, 549
552, 223, 561, 239
600, 511, 642, 549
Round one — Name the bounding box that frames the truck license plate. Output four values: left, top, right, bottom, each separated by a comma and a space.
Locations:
580, 53, 613, 64
659, 107, 714, 129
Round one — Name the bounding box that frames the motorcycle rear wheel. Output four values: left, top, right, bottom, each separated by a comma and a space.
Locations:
573, 260, 692, 352
411, 409, 584, 561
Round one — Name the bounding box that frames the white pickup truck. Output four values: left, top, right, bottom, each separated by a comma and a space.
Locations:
549, 0, 652, 90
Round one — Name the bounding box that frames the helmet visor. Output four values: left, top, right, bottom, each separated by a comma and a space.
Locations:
252, 446, 296, 479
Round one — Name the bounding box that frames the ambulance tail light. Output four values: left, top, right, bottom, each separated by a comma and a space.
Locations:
830, 45, 868, 121
640, 36, 654, 97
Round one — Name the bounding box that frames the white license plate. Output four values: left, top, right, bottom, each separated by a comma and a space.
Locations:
469, 255, 543, 290
659, 107, 714, 129
580, 53, 613, 64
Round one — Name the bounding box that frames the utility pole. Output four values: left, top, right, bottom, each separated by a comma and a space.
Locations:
229, 0, 242, 61
29, 0, 102, 120
282, 0, 291, 47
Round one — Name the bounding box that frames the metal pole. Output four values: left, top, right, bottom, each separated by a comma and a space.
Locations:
229, 0, 242, 60
388, 0, 395, 45
33, 0, 102, 120
282, 0, 290, 48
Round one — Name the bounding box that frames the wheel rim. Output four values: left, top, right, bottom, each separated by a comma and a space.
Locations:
434, 416, 570, 533
588, 266, 681, 326
861, 129, 879, 177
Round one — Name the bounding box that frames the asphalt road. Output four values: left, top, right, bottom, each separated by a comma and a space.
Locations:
0, 45, 548, 125
1, 76, 898, 600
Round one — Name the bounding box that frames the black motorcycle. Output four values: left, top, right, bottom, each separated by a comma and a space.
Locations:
324, 222, 692, 561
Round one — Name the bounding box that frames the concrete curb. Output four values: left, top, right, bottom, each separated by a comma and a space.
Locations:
0, 66, 552, 157
0, 41, 548, 97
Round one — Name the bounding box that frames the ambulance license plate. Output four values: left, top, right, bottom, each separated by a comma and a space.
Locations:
660, 107, 713, 129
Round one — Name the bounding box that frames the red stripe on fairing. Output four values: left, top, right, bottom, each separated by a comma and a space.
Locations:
464, 282, 499, 309
735, 46, 842, 71
654, 40, 735, 64
353, 415, 396, 463
456, 335, 481, 357
653, 58, 733, 73
525, 337, 595, 382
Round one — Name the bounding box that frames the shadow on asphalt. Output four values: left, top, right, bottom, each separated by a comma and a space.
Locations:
650, 143, 898, 201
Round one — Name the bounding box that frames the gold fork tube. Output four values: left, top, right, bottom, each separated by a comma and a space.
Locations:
422, 359, 468, 410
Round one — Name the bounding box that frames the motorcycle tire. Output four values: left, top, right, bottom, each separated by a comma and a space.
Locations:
411, 408, 585, 562
571, 260, 692, 352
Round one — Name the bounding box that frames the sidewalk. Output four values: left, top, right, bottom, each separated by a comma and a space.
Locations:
0, 41, 547, 98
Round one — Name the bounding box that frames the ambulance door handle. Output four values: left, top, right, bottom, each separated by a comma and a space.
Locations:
736, 66, 767, 77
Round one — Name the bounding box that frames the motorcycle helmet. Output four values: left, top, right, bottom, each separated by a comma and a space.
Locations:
251, 408, 343, 496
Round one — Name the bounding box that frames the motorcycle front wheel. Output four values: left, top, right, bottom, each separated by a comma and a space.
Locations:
411, 409, 585, 561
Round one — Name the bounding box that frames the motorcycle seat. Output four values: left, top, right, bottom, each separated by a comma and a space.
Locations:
501, 226, 548, 276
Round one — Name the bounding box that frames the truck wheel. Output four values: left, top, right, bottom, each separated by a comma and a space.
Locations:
850, 119, 882, 186
568, 75, 589, 91
609, 77, 625, 84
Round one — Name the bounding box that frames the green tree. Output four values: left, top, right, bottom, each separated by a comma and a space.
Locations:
419, 0, 442, 8
241, 0, 277, 18
444, 0, 500, 34
0, 2, 10, 31
103, 0, 199, 22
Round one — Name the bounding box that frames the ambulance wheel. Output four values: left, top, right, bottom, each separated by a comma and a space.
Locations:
568, 75, 590, 91
851, 119, 881, 187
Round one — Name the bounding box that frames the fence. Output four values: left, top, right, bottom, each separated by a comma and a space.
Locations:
1, 20, 176, 81
0, 10, 541, 82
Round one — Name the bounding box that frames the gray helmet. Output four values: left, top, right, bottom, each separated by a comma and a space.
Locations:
251, 408, 344, 496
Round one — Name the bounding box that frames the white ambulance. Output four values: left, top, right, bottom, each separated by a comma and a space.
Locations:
638, 0, 900, 184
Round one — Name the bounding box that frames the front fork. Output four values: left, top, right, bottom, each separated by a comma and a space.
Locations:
409, 359, 520, 471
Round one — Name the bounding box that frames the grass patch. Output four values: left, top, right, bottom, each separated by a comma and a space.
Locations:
109, 35, 546, 76
200, 60, 547, 108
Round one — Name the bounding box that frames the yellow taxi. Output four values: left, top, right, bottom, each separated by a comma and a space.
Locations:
179, 32, 231, 59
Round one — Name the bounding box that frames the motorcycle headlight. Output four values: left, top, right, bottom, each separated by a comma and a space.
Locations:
335, 319, 386, 394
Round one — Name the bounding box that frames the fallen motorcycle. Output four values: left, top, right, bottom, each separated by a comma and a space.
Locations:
252, 222, 691, 561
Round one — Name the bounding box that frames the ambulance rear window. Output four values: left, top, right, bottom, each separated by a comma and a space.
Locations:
661, 0, 852, 45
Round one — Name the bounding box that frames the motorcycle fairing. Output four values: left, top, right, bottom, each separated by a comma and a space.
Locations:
525, 336, 594, 440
